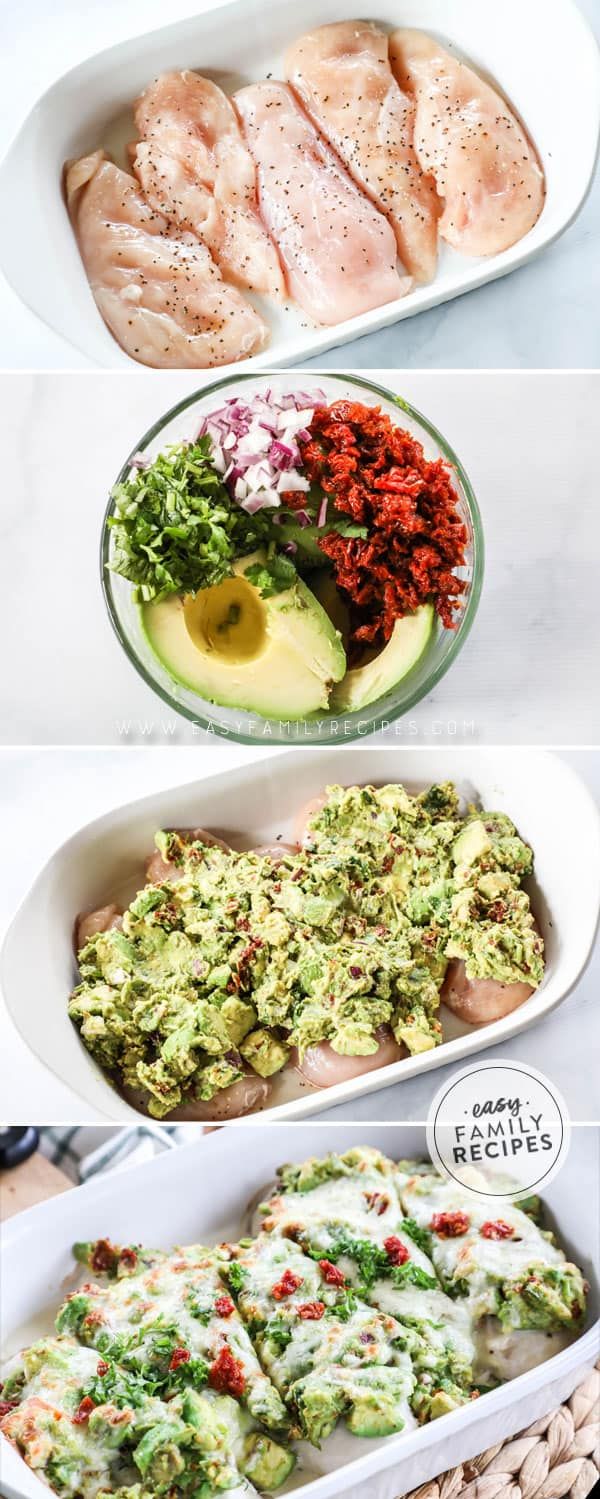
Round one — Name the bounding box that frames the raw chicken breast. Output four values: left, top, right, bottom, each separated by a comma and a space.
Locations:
389, 30, 545, 257
234, 82, 408, 325
132, 71, 285, 298
285, 21, 440, 284
64, 150, 268, 368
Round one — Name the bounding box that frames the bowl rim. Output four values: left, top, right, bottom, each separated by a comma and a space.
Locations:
100, 372, 485, 744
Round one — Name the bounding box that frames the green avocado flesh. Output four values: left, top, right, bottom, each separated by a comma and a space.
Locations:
141, 550, 346, 719
141, 553, 435, 720
2, 1148, 585, 1499
332, 604, 434, 712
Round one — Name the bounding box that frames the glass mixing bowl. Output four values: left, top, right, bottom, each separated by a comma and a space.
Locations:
101, 372, 484, 744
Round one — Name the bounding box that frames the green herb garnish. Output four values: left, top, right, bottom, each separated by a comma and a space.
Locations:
243, 554, 298, 598
108, 440, 269, 603
401, 1218, 434, 1257
227, 1261, 248, 1293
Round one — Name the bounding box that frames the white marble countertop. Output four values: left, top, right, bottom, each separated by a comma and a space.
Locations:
0, 0, 598, 371
1, 368, 599, 745
0, 745, 597, 1123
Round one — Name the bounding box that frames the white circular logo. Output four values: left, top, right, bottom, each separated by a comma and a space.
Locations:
426, 1059, 570, 1202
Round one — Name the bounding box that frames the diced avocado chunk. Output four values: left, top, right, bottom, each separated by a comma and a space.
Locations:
452, 820, 491, 866
242, 1433, 296, 1490
55, 1294, 92, 1336
240, 1028, 290, 1077
292, 1377, 347, 1445
220, 996, 257, 1044
346, 1397, 404, 1438
133, 1420, 188, 1482
497, 1264, 587, 1333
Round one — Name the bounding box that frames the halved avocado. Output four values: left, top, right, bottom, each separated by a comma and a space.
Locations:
331, 603, 434, 712
141, 551, 346, 719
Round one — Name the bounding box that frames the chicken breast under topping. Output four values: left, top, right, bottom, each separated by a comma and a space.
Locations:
76, 904, 123, 952
285, 21, 440, 284
389, 30, 545, 258
234, 82, 409, 326
132, 71, 285, 298
64, 150, 269, 368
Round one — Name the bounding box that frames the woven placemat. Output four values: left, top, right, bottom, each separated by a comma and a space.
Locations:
403, 1363, 599, 1499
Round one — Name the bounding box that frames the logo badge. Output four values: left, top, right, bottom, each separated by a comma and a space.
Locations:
426, 1059, 570, 1201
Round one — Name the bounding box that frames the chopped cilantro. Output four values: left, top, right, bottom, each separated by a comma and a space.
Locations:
328, 1290, 359, 1322
226, 1262, 248, 1293
243, 555, 298, 598
401, 1218, 434, 1257
108, 439, 269, 603
262, 1318, 293, 1352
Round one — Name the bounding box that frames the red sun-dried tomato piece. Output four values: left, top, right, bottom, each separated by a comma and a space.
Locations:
297, 1301, 325, 1320
430, 1212, 470, 1238
90, 1239, 118, 1273
480, 1220, 515, 1240
96, 1361, 109, 1377
318, 1260, 346, 1287
169, 1348, 191, 1372
383, 1236, 410, 1266
118, 1247, 138, 1272
209, 1346, 246, 1398
364, 1191, 389, 1216
272, 1269, 303, 1300
0, 1401, 17, 1420
73, 1397, 95, 1424
215, 1295, 235, 1318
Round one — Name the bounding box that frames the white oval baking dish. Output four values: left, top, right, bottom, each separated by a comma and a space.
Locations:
1, 1123, 598, 1499
0, 0, 598, 369
1, 748, 599, 1123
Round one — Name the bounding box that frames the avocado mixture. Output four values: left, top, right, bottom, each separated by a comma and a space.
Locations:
69, 782, 544, 1119
1, 1149, 586, 1499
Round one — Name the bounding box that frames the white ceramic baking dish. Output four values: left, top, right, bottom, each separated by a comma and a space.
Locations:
1, 1123, 599, 1499
1, 749, 599, 1123
0, 0, 598, 369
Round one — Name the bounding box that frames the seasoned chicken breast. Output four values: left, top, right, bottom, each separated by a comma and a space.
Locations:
389, 30, 545, 257
285, 21, 440, 284
132, 70, 285, 298
64, 150, 269, 367
234, 82, 409, 325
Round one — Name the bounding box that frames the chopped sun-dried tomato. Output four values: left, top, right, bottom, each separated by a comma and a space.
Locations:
297, 1301, 325, 1320
0, 1400, 17, 1420
118, 1247, 138, 1272
215, 1295, 235, 1318
209, 1346, 246, 1398
83, 1311, 105, 1330
272, 1269, 303, 1300
364, 1191, 389, 1216
96, 1361, 109, 1377
300, 401, 468, 661
383, 1236, 410, 1266
169, 1348, 191, 1371
480, 1221, 515, 1240
430, 1212, 470, 1238
73, 1397, 95, 1424
318, 1260, 346, 1287
90, 1238, 119, 1274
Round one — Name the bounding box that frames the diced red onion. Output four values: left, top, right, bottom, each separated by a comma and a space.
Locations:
317, 495, 329, 528
129, 451, 150, 469
198, 387, 323, 515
